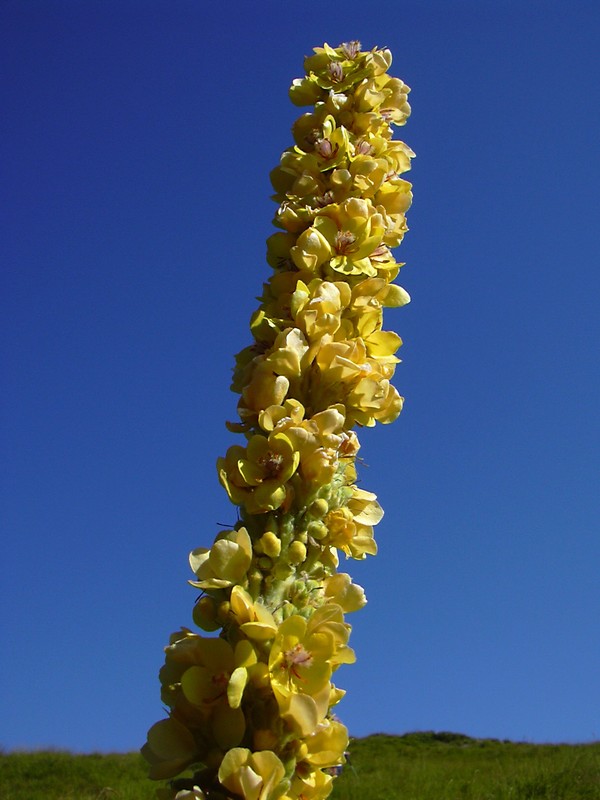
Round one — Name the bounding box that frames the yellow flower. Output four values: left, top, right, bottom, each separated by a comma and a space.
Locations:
260, 401, 348, 486
302, 42, 373, 93
259, 398, 306, 433
291, 198, 386, 277
264, 328, 310, 379
142, 717, 198, 780
348, 157, 390, 201
305, 603, 355, 668
230, 585, 278, 642
237, 328, 311, 423
349, 276, 411, 311
266, 231, 298, 269
322, 573, 367, 613
218, 748, 288, 800
271, 149, 324, 200
295, 115, 352, 174
285, 718, 348, 799
218, 431, 300, 514
258, 400, 355, 494
251, 271, 316, 346
268, 615, 333, 735
290, 279, 351, 342
188, 527, 252, 590
312, 337, 403, 426
289, 76, 323, 107
162, 633, 247, 743
346, 371, 403, 426
281, 407, 347, 485
238, 361, 290, 421
269, 614, 333, 697
354, 309, 402, 366
354, 73, 411, 127
268, 605, 355, 736
322, 487, 383, 559
299, 718, 348, 770
288, 767, 333, 800
276, 201, 317, 236
376, 175, 412, 220
348, 132, 414, 176
142, 632, 255, 777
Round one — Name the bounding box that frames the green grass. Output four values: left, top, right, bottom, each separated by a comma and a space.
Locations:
0, 750, 154, 800
1, 733, 599, 800
333, 732, 600, 800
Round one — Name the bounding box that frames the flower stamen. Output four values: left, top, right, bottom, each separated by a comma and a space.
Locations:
340, 40, 361, 59
327, 62, 344, 83
334, 230, 356, 254
258, 452, 285, 479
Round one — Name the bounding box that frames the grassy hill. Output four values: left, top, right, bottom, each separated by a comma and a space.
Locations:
1, 732, 599, 800
334, 732, 600, 799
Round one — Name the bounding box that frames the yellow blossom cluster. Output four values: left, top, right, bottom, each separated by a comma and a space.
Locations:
143, 41, 413, 800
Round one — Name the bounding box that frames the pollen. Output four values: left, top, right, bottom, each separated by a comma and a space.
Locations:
282, 642, 313, 670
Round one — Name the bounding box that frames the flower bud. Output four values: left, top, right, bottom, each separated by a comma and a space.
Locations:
288, 540, 307, 564
274, 561, 294, 580
259, 531, 281, 558
217, 600, 231, 624
192, 596, 220, 632
307, 520, 328, 540
309, 498, 329, 518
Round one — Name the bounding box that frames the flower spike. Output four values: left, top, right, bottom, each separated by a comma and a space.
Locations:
144, 41, 414, 800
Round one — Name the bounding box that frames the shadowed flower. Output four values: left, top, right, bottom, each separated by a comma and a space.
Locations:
142, 717, 199, 781
218, 748, 288, 800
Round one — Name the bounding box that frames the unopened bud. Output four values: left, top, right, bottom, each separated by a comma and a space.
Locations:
309, 498, 329, 518
274, 562, 294, 580
288, 540, 307, 564
259, 531, 281, 558
257, 556, 272, 571
192, 596, 220, 632
217, 601, 231, 624
307, 520, 328, 540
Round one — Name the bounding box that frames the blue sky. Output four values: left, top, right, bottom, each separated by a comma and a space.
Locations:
2, 1, 599, 753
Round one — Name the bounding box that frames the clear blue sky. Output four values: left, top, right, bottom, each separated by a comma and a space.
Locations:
2, 1, 599, 753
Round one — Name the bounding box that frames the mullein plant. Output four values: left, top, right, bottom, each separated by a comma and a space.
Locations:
142, 41, 414, 800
